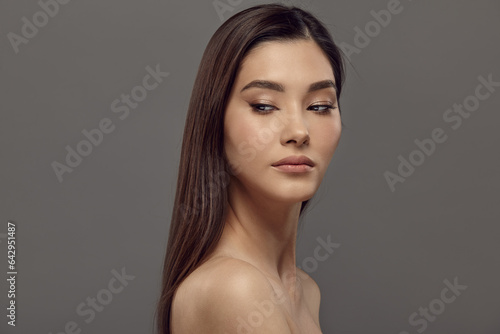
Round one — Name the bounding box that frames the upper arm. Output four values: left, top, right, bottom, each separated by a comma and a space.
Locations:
172, 259, 292, 334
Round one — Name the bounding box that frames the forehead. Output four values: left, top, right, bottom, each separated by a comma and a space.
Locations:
236, 39, 335, 85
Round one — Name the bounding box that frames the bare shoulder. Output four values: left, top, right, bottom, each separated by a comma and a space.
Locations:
297, 268, 321, 323
171, 257, 292, 334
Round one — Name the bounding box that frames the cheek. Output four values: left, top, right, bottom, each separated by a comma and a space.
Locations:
312, 118, 342, 158
224, 116, 270, 173
226, 109, 284, 152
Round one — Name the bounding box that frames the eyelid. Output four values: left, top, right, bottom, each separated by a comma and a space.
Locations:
249, 99, 338, 113
308, 104, 337, 114
309, 100, 337, 108
250, 103, 278, 113
311, 100, 335, 105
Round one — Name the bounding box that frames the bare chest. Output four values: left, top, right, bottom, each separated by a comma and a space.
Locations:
262, 274, 322, 333
266, 283, 321, 333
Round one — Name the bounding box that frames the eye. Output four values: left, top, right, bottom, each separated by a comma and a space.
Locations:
250, 103, 338, 115
308, 104, 337, 114
250, 103, 277, 114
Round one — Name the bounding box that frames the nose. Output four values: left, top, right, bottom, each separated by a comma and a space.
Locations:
279, 109, 310, 147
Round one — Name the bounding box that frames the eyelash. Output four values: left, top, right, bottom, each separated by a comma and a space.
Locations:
250, 103, 337, 115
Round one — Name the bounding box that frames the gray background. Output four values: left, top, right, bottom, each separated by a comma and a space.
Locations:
1, 0, 499, 333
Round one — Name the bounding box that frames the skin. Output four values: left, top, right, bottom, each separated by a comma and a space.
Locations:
171, 39, 342, 333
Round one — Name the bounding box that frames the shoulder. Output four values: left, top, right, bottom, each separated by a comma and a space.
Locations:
297, 267, 321, 303
171, 257, 292, 334
297, 268, 321, 323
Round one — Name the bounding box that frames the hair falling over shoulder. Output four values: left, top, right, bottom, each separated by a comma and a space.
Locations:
154, 4, 346, 333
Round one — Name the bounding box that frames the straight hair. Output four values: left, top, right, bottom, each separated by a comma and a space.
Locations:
155, 4, 346, 333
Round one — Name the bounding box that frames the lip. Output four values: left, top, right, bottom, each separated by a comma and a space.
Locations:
271, 155, 315, 173
272, 155, 315, 167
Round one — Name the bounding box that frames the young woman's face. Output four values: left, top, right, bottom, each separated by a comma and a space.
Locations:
223, 39, 342, 204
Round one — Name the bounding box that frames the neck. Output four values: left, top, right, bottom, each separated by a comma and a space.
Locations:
215, 177, 304, 296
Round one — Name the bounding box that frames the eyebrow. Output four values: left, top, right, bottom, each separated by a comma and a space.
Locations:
240, 79, 337, 94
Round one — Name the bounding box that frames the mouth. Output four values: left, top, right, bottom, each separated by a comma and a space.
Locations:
271, 155, 315, 173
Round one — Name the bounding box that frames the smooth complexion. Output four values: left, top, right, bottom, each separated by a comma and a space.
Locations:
171, 39, 342, 334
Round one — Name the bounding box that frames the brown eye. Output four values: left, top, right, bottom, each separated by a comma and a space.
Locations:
250, 104, 276, 114
308, 104, 336, 114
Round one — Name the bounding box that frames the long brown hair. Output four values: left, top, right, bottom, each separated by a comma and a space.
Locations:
155, 4, 346, 333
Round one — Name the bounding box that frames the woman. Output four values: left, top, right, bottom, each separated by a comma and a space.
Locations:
156, 3, 346, 333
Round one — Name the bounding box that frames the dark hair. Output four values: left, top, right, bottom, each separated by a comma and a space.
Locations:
155, 3, 346, 333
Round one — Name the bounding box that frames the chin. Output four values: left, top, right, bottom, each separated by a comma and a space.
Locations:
270, 186, 317, 204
